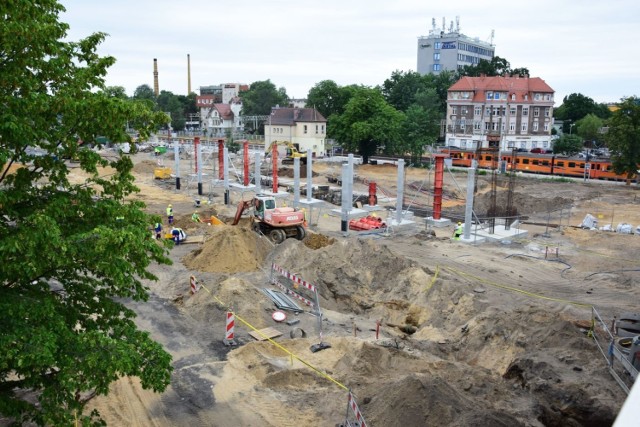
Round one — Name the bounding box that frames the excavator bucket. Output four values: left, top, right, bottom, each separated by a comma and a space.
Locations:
209, 215, 224, 225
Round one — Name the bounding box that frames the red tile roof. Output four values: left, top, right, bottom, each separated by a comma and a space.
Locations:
449, 76, 554, 103
214, 104, 234, 120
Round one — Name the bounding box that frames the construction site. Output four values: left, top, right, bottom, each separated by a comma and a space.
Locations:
83, 139, 639, 426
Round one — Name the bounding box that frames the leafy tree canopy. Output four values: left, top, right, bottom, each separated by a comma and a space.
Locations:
240, 80, 289, 116
400, 89, 442, 163
552, 134, 584, 157
0, 1, 173, 425
457, 56, 529, 78
575, 114, 604, 145
553, 93, 612, 132
306, 80, 350, 120
329, 87, 404, 163
133, 84, 156, 102
605, 96, 640, 182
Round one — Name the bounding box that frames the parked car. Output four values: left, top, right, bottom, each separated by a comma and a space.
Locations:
544, 149, 554, 154
516, 148, 529, 152
530, 148, 543, 153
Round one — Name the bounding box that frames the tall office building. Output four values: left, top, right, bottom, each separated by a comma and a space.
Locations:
417, 17, 495, 75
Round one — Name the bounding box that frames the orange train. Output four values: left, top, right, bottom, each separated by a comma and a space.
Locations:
444, 149, 637, 182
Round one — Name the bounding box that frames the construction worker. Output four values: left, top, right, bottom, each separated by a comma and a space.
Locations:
154, 222, 163, 239
166, 204, 173, 225
171, 227, 186, 245
191, 211, 201, 223
453, 222, 463, 240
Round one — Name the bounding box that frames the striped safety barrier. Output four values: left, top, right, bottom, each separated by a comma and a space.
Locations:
273, 279, 315, 308
223, 310, 236, 346
345, 391, 368, 427
272, 263, 316, 293
190, 275, 198, 294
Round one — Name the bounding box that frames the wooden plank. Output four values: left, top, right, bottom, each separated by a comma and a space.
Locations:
248, 327, 283, 341
183, 235, 205, 244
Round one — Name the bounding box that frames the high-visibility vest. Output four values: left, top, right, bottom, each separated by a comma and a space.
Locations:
166, 207, 173, 216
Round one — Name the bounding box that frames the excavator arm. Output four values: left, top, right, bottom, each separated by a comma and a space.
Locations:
232, 200, 252, 225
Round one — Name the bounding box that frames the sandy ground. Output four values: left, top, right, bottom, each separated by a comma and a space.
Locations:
80, 150, 640, 426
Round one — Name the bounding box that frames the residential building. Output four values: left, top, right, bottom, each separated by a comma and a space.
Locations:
265, 107, 327, 157
445, 75, 555, 151
417, 17, 494, 75
197, 97, 243, 137
288, 98, 307, 109
222, 83, 249, 104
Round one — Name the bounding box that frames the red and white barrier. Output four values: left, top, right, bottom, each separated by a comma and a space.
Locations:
190, 275, 198, 294
271, 263, 316, 293
345, 391, 368, 427
273, 279, 315, 308
223, 310, 236, 346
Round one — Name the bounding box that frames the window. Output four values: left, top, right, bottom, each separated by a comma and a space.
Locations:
510, 122, 516, 132
535, 93, 541, 101
433, 64, 441, 71
510, 107, 516, 116
474, 121, 481, 131
524, 94, 528, 101
522, 107, 529, 116
534, 108, 539, 117
511, 94, 516, 101
474, 106, 481, 116
484, 122, 491, 131
304, 125, 307, 134
521, 123, 528, 132
461, 107, 468, 114
544, 123, 549, 131
451, 106, 457, 115
545, 94, 551, 101
533, 122, 539, 131
486, 92, 494, 100
322, 125, 325, 133
315, 125, 318, 134
434, 42, 441, 49
544, 108, 550, 117
485, 107, 491, 115
434, 53, 440, 60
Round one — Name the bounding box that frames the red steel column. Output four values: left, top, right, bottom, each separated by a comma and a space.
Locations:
194, 137, 200, 173
243, 141, 249, 186
433, 155, 445, 220
272, 143, 278, 193
368, 182, 377, 206
217, 139, 224, 180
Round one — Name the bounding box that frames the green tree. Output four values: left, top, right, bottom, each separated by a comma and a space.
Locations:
241, 80, 289, 116
457, 56, 528, 78
157, 90, 186, 131
381, 70, 428, 112
553, 93, 612, 133
552, 134, 584, 156
575, 113, 604, 146
400, 89, 442, 163
605, 97, 640, 183
133, 84, 157, 103
307, 80, 348, 120
104, 86, 128, 99
330, 87, 404, 163
0, 2, 173, 425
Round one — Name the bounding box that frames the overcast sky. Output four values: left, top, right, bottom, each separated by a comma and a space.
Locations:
60, 0, 639, 105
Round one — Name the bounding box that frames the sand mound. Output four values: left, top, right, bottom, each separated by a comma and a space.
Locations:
132, 159, 160, 174
304, 232, 336, 249
183, 225, 270, 273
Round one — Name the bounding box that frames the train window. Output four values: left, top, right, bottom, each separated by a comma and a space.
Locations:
557, 161, 565, 167
522, 158, 529, 165
486, 156, 492, 161
579, 163, 585, 169
532, 160, 539, 165
542, 160, 549, 166
568, 162, 576, 168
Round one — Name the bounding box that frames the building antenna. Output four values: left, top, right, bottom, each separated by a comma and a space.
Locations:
455, 16, 460, 33
488, 29, 495, 46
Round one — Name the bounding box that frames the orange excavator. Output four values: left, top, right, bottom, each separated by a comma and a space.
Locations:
232, 194, 306, 243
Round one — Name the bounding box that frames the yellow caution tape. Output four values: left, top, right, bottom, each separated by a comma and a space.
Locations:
198, 283, 349, 391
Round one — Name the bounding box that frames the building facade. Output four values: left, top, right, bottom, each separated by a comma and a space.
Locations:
445, 75, 555, 151
265, 107, 327, 157
417, 18, 494, 75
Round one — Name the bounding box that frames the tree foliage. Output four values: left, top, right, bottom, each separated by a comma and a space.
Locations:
575, 114, 604, 145
0, 2, 173, 425
329, 87, 404, 163
552, 134, 584, 157
240, 80, 289, 116
400, 89, 442, 163
605, 97, 640, 182
133, 84, 156, 103
457, 56, 529, 78
553, 93, 612, 133
306, 80, 359, 120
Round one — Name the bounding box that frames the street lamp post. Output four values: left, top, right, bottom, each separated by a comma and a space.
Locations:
569, 123, 576, 135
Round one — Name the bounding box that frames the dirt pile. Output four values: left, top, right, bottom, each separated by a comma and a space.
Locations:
303, 232, 336, 249
132, 159, 160, 174
183, 225, 271, 274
